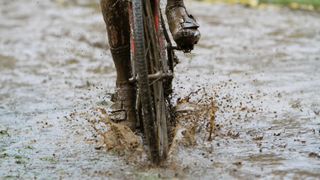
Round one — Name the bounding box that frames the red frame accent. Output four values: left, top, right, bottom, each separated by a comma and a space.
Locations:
130, 0, 161, 55
154, 0, 160, 33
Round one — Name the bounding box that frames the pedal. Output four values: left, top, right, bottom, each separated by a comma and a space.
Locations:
172, 45, 193, 53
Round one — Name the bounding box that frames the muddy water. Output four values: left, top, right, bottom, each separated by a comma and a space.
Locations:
1, 0, 320, 179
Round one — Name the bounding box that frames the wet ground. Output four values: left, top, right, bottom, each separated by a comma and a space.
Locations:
1, 0, 320, 179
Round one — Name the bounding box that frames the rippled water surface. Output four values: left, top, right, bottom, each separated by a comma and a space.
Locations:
1, 0, 320, 179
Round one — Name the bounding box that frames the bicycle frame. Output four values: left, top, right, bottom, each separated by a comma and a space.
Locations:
129, 0, 177, 83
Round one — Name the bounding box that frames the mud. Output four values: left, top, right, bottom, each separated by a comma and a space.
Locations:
1, 0, 320, 179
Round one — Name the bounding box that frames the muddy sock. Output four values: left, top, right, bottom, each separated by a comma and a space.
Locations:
110, 45, 131, 85
100, 0, 131, 84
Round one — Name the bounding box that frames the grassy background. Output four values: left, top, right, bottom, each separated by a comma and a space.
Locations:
261, 0, 320, 7
197, 0, 320, 10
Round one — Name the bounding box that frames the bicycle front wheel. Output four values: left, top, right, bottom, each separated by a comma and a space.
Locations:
131, 0, 169, 164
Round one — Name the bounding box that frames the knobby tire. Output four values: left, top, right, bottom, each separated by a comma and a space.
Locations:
131, 0, 169, 164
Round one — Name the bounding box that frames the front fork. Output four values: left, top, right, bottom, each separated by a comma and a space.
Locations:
128, 0, 178, 83
128, 0, 179, 118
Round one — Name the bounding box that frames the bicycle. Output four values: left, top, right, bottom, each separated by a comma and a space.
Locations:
128, 0, 180, 164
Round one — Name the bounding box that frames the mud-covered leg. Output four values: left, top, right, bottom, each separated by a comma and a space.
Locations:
101, 0, 136, 130
166, 0, 201, 51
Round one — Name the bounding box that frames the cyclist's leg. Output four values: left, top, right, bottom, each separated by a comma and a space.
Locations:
166, 0, 201, 50
101, 0, 136, 130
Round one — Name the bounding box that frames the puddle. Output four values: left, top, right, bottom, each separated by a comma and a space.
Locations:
0, 0, 320, 179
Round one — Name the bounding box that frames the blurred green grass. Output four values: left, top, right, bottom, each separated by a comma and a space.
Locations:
261, 0, 320, 7
197, 0, 320, 10
261, 0, 319, 5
